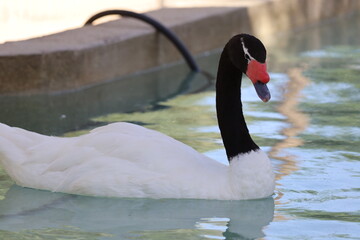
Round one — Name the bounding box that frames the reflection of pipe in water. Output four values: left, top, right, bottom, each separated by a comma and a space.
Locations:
0, 63, 208, 136
270, 67, 310, 198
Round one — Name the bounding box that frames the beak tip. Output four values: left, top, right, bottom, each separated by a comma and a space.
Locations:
262, 94, 271, 102
261, 97, 269, 103
254, 82, 271, 103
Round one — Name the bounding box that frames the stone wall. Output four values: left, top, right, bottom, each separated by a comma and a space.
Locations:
0, 0, 359, 94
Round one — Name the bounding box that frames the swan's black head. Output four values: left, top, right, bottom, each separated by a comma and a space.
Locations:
226, 34, 271, 102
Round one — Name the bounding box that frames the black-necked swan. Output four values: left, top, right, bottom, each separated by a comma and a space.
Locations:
0, 34, 275, 200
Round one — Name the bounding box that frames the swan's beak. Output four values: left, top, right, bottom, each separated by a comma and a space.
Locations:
246, 60, 271, 102
254, 82, 271, 102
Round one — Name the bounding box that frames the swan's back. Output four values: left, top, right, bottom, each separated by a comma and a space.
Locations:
0, 122, 230, 199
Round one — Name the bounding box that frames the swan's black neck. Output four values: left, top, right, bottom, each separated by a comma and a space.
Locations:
216, 40, 259, 161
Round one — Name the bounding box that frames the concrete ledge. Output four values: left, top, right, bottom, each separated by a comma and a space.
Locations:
0, 0, 359, 94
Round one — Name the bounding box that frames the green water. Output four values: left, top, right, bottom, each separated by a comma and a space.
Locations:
0, 13, 359, 240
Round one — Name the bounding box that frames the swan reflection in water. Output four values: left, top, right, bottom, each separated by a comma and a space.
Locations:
0, 186, 274, 239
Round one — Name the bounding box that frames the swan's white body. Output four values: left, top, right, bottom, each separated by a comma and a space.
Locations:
0, 122, 274, 200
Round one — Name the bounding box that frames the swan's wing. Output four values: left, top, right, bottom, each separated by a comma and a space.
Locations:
0, 122, 224, 198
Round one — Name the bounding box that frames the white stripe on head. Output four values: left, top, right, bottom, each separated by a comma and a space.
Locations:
241, 37, 255, 63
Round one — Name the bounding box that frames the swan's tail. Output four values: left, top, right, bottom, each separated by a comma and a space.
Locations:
0, 123, 45, 147
0, 123, 46, 184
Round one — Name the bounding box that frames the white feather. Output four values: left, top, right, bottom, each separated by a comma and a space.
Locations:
241, 37, 255, 63
0, 122, 275, 200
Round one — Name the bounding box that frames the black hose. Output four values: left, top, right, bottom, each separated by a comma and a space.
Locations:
84, 10, 200, 72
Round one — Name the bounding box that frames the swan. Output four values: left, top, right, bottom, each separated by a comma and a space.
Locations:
0, 34, 275, 200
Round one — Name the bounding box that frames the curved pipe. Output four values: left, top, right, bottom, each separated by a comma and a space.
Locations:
84, 10, 199, 72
